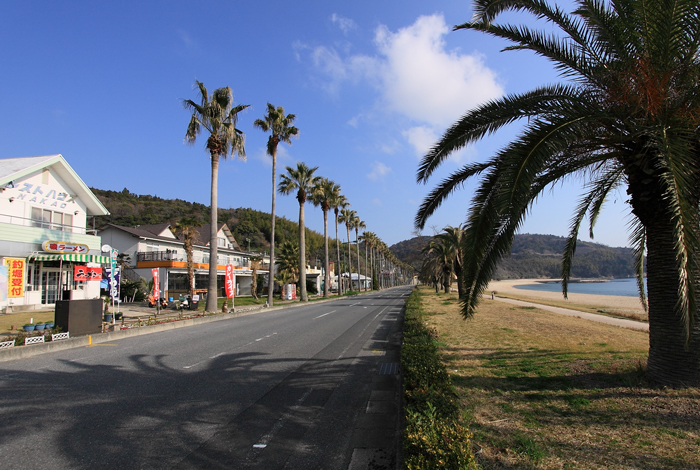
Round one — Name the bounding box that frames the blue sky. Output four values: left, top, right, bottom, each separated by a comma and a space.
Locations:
1, 0, 632, 248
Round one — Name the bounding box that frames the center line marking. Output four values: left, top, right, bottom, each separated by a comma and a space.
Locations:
314, 310, 336, 319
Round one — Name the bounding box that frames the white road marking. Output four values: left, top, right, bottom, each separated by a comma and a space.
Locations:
252, 388, 312, 452
314, 310, 336, 319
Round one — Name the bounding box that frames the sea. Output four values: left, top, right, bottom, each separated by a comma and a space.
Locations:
513, 278, 645, 297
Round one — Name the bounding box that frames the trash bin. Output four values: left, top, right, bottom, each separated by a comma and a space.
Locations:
189, 301, 199, 311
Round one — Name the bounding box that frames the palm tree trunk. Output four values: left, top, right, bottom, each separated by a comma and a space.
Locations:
355, 229, 360, 291
335, 213, 342, 296
645, 216, 700, 386
206, 153, 219, 312
267, 151, 277, 306
298, 202, 308, 301
346, 225, 352, 292
323, 210, 329, 297
364, 241, 368, 291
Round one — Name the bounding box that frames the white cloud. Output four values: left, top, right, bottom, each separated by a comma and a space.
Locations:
373, 198, 383, 206
309, 14, 502, 126
403, 126, 439, 157
305, 14, 502, 166
331, 14, 357, 35
367, 161, 391, 180
373, 15, 503, 127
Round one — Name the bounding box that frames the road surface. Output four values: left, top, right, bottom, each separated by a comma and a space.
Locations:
0, 287, 412, 469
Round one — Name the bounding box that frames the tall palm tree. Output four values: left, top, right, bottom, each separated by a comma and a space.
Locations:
254, 104, 299, 307
278, 162, 320, 302
183, 81, 249, 312
416, 0, 700, 386
338, 208, 356, 292
174, 217, 202, 298
354, 218, 366, 291
311, 178, 341, 297
276, 240, 299, 283
331, 194, 349, 294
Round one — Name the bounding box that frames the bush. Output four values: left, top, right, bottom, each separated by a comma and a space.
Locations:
402, 289, 478, 469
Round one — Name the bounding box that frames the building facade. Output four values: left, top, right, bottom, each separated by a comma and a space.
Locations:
98, 222, 268, 301
0, 155, 110, 311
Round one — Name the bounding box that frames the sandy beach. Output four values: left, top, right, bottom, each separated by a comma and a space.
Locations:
487, 279, 647, 318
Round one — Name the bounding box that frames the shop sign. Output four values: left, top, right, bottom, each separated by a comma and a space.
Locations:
4, 258, 25, 298
74, 266, 102, 281
43, 240, 89, 254
14, 183, 76, 209
225, 265, 234, 298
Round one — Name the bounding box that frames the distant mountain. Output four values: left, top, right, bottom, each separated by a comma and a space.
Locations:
390, 233, 637, 279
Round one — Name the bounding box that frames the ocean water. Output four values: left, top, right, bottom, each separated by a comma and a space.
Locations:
513, 278, 645, 297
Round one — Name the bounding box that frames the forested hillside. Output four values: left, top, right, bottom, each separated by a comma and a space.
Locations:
91, 188, 329, 260
390, 233, 638, 279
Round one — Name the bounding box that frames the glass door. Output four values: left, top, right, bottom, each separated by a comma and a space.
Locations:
41, 269, 62, 304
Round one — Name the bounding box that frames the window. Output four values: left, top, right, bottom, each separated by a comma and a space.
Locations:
30, 208, 74, 232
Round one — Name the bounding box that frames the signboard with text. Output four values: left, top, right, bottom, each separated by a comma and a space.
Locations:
74, 266, 102, 281
225, 265, 234, 298
152, 268, 159, 300
4, 258, 25, 298
42, 240, 89, 254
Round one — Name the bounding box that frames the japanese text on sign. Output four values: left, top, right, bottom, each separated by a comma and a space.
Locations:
4, 258, 25, 298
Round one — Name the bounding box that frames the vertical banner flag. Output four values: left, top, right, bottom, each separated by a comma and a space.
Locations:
152, 268, 159, 300
5, 258, 25, 298
106, 267, 121, 300
225, 265, 234, 298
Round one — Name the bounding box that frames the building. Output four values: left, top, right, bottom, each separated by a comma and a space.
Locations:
98, 222, 268, 301
0, 155, 110, 311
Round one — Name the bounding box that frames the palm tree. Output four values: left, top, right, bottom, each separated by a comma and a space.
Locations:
354, 218, 366, 291
416, 0, 700, 386
183, 80, 249, 312
436, 225, 466, 298
278, 162, 320, 302
249, 255, 263, 300
254, 104, 299, 307
276, 240, 300, 283
330, 194, 349, 294
174, 217, 202, 298
311, 178, 341, 297
338, 208, 356, 292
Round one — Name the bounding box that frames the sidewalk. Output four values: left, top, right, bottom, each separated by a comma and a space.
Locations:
489, 295, 649, 331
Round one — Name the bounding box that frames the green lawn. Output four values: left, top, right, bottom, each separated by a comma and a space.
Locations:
418, 287, 700, 469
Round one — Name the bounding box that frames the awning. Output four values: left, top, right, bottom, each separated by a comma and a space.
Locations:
29, 253, 111, 263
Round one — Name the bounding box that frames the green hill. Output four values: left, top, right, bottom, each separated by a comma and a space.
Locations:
390, 233, 637, 280
91, 187, 328, 260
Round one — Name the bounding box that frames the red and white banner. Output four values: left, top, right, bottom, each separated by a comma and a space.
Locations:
74, 266, 102, 281
152, 268, 159, 300
225, 264, 234, 298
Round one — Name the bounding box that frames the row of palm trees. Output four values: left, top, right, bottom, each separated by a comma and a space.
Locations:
182, 80, 412, 311
419, 225, 465, 296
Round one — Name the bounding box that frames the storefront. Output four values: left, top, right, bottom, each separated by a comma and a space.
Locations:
0, 155, 110, 311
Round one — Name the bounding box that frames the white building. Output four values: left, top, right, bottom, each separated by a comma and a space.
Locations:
98, 222, 268, 300
0, 155, 110, 311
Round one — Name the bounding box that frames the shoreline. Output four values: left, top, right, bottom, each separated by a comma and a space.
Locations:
486, 278, 646, 315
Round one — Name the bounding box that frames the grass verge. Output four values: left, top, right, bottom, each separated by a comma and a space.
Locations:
417, 287, 700, 469
402, 288, 478, 469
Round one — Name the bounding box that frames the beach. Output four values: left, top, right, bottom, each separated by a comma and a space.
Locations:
487, 278, 647, 319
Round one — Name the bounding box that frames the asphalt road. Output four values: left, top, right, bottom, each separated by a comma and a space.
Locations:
0, 286, 412, 469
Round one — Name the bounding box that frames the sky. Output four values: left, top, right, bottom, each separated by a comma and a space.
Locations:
0, 0, 633, 249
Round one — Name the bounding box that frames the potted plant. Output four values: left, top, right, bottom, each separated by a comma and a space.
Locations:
44, 321, 55, 329
115, 312, 123, 321
35, 323, 45, 331
104, 313, 113, 323
22, 323, 35, 332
